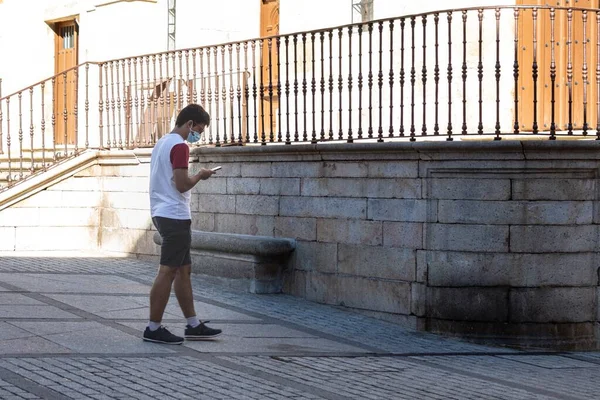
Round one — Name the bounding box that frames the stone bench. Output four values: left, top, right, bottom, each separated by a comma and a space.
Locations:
153, 230, 296, 294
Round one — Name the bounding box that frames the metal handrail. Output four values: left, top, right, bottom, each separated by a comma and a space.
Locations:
3, 4, 600, 191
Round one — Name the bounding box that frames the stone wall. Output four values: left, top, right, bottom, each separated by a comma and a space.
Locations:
189, 141, 600, 350
0, 141, 598, 349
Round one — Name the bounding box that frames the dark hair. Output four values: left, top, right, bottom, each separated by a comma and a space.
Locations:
175, 104, 210, 127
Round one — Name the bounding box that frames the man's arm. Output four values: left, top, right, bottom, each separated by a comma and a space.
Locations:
173, 168, 214, 193
170, 143, 215, 193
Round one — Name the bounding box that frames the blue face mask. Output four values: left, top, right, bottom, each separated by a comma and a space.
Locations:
187, 125, 201, 143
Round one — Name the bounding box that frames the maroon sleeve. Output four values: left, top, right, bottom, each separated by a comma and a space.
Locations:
170, 143, 189, 169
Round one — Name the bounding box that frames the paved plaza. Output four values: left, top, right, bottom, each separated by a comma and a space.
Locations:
0, 252, 596, 399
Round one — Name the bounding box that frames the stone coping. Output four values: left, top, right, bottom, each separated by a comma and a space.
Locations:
153, 230, 296, 257
188, 140, 600, 160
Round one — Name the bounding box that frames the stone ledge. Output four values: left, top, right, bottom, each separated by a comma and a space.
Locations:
153, 230, 296, 294
190, 140, 600, 161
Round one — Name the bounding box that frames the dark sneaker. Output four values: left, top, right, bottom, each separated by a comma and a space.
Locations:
184, 321, 222, 340
143, 326, 184, 345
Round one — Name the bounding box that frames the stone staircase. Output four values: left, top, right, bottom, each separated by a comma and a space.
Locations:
0, 147, 76, 191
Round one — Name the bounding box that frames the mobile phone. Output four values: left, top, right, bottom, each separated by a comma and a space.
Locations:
211, 166, 222, 171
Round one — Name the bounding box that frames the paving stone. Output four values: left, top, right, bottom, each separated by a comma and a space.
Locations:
0, 253, 594, 400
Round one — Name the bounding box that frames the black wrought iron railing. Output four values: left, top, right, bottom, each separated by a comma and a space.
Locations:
1, 5, 600, 190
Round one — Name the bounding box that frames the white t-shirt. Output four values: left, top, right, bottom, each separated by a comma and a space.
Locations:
149, 133, 192, 220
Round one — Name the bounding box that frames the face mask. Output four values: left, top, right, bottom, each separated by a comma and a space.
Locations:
187, 125, 201, 143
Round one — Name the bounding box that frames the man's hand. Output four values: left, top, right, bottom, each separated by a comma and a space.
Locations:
173, 168, 215, 193
195, 168, 215, 181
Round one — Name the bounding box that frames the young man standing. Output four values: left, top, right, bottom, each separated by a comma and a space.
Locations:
143, 104, 222, 344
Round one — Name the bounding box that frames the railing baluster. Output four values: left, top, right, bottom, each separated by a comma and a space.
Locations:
6, 97, 11, 183
462, 11, 467, 135
158, 54, 165, 141
388, 21, 394, 139
320, 32, 326, 141
110, 62, 117, 148
478, 9, 484, 135
29, 88, 34, 172
377, 21, 383, 142
582, 11, 589, 136
116, 61, 123, 148
244, 43, 251, 144
368, 23, 373, 139
221, 46, 233, 143
41, 82, 46, 168
339, 27, 345, 141
236, 43, 243, 143
400, 18, 405, 137
550, 8, 557, 140
358, 25, 364, 140
447, 12, 453, 141
311, 32, 317, 143
63, 70, 69, 153
532, 8, 539, 134
215, 46, 222, 146
329, 29, 334, 140
85, 64, 90, 148
596, 11, 600, 140
123, 60, 129, 148
293, 35, 299, 142
259, 40, 265, 144
143, 57, 149, 145
222, 45, 228, 144
133, 58, 140, 147
179, 51, 184, 111
98, 66, 104, 149
410, 16, 416, 141
74, 66, 79, 152
18, 92, 23, 179
513, 8, 520, 135
209, 48, 216, 144
567, 8, 573, 135
168, 53, 175, 132
149, 56, 155, 145
127, 59, 133, 148
185, 50, 191, 104
434, 13, 440, 136
200, 48, 205, 109
302, 32, 308, 142
276, 37, 282, 144
170, 53, 177, 118
285, 36, 291, 144
229, 44, 235, 143
268, 38, 274, 143
52, 75, 58, 154
349, 25, 354, 143
495, 8, 501, 140
422, 15, 428, 136
252, 40, 258, 143
192, 49, 198, 104
146, 56, 153, 145
118, 61, 125, 148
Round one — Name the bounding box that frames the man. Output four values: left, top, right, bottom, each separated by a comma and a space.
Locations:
143, 104, 222, 344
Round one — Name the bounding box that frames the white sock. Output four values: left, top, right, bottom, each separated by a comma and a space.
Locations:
148, 321, 161, 331
186, 316, 200, 328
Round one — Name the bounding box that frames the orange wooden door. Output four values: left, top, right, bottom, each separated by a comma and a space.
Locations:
260, 0, 280, 141
518, 0, 598, 132
54, 21, 78, 145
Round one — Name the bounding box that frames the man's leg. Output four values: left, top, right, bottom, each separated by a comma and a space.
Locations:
174, 264, 222, 340
142, 265, 183, 344
149, 265, 177, 323
174, 264, 196, 318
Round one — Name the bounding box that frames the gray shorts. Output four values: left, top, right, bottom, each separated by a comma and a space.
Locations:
152, 216, 192, 267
